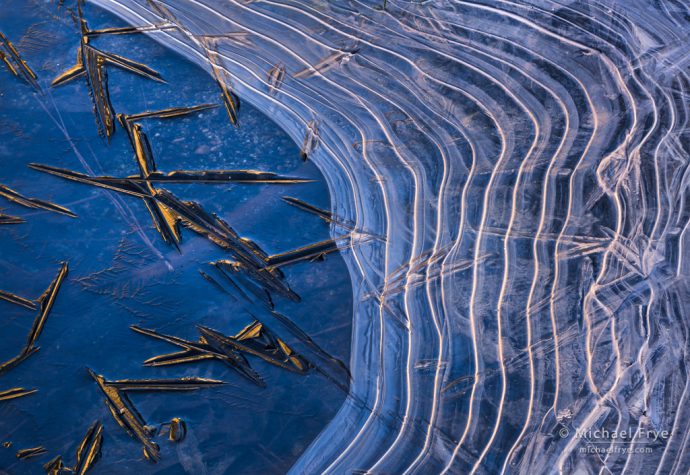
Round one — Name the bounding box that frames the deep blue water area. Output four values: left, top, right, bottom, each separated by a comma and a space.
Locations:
0, 2, 352, 473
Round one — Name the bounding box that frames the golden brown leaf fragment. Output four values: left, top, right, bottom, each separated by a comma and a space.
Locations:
89, 369, 222, 462
0, 184, 76, 218
51, 6, 163, 139
16, 446, 47, 460
0, 387, 37, 402
88, 369, 161, 462
0, 290, 37, 310
0, 213, 24, 225
0, 31, 39, 90
43, 455, 64, 475
168, 418, 186, 442
199, 322, 311, 374
281, 196, 332, 222
293, 47, 359, 79
73, 421, 103, 475
300, 120, 319, 160
267, 64, 285, 95
265, 235, 352, 268
203, 39, 240, 127
0, 263, 68, 376
131, 325, 264, 386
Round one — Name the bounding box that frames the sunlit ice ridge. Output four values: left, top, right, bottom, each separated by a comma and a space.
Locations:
91, 0, 690, 473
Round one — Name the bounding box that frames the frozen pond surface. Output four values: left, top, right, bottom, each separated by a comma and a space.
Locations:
3, 0, 690, 474
0, 1, 353, 474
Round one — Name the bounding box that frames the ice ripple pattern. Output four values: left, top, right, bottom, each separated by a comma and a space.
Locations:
91, 0, 690, 473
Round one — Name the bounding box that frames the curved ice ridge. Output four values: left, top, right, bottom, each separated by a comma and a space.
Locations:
90, 0, 690, 473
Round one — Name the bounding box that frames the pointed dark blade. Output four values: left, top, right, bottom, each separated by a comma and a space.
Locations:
29, 164, 153, 198
0, 184, 76, 218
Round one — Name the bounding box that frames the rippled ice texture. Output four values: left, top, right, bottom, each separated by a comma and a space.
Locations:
1, 1, 354, 473
92, 0, 690, 474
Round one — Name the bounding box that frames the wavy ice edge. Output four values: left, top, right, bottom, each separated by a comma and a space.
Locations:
90, 0, 690, 473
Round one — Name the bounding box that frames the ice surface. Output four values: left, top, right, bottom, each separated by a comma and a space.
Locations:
4, 0, 690, 473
